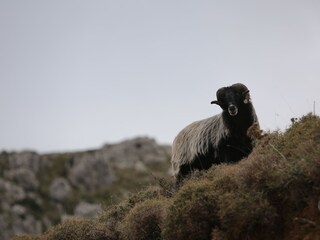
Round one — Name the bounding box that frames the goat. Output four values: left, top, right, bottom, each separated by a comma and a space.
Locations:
171, 83, 259, 183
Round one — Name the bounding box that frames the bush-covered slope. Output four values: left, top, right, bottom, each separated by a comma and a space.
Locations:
12, 114, 320, 240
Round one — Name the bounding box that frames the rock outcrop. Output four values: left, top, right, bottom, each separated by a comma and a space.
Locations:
102, 137, 170, 169
49, 177, 71, 202
74, 202, 102, 218
68, 151, 114, 190
0, 137, 171, 240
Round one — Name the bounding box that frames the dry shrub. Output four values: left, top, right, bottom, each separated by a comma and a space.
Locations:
236, 114, 319, 198
205, 163, 240, 187
286, 197, 320, 240
45, 217, 115, 240
217, 190, 278, 239
158, 176, 177, 197
45, 218, 87, 240
9, 236, 43, 240
197, 152, 282, 239
118, 198, 168, 240
163, 114, 320, 240
99, 186, 160, 234
211, 228, 227, 240
280, 114, 320, 157
162, 180, 220, 240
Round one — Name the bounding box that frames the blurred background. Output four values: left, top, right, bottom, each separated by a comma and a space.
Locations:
1, 0, 319, 153
0, 1, 319, 239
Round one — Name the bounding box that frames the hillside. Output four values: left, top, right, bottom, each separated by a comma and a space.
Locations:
8, 114, 320, 240
0, 137, 171, 240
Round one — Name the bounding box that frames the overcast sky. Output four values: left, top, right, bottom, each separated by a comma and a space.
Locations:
0, 0, 319, 153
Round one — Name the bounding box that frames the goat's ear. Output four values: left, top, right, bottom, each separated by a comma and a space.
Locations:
243, 90, 251, 104
242, 89, 250, 95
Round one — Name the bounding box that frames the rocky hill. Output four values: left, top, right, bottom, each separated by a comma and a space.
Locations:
0, 137, 171, 240
8, 113, 320, 240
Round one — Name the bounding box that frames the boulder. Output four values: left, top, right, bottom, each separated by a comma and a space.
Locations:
74, 201, 102, 218
0, 178, 26, 204
0, 214, 11, 240
68, 152, 114, 190
0, 212, 42, 239
11, 214, 42, 235
7, 151, 43, 172
12, 205, 27, 217
102, 137, 170, 168
4, 168, 39, 191
49, 177, 71, 202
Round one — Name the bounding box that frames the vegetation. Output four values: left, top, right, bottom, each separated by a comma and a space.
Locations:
10, 114, 320, 240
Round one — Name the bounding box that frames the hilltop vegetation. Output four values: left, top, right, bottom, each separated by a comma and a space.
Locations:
11, 114, 320, 239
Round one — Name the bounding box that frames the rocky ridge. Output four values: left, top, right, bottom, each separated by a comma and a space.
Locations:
0, 137, 171, 240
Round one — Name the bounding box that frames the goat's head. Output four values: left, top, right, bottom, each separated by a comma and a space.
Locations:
211, 83, 251, 117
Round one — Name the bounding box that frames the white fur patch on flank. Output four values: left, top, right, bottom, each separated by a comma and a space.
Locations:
171, 114, 229, 177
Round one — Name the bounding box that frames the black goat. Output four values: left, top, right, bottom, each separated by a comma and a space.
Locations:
171, 83, 259, 183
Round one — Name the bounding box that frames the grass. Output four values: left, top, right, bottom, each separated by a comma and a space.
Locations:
9, 113, 320, 240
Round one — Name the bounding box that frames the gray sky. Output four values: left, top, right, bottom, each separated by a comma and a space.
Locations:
1, 0, 319, 153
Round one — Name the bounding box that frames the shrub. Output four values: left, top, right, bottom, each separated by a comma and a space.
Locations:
45, 218, 115, 240
98, 186, 161, 237
118, 199, 168, 240
217, 190, 278, 239
9, 236, 43, 240
162, 180, 220, 240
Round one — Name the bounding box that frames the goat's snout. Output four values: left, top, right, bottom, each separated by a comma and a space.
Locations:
228, 104, 238, 116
